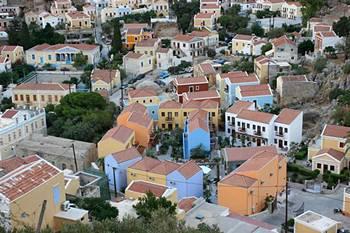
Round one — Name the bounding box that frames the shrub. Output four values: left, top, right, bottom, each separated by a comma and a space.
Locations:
313, 57, 327, 73
342, 62, 350, 74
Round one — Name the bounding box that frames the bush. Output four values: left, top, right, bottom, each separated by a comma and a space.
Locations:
322, 171, 349, 189
288, 163, 319, 179
313, 57, 327, 73
329, 88, 346, 101
342, 62, 350, 74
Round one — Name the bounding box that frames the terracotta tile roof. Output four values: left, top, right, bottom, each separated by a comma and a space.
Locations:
318, 31, 337, 37
279, 75, 307, 82
189, 30, 211, 37
101, 125, 134, 143
314, 24, 332, 32
220, 173, 257, 188
233, 34, 254, 41
0, 45, 20, 52
128, 88, 157, 98
111, 147, 141, 163
224, 146, 277, 162
123, 102, 147, 114
226, 101, 254, 114
198, 63, 216, 74
66, 11, 90, 19
184, 90, 220, 101
127, 180, 167, 197
315, 148, 345, 161
188, 109, 209, 133
238, 84, 272, 97
285, 1, 302, 6
178, 197, 197, 212
127, 28, 143, 34
14, 83, 71, 91
174, 76, 208, 86
173, 34, 196, 42
182, 99, 218, 109
157, 47, 170, 53
129, 157, 161, 171
235, 151, 278, 172
275, 108, 302, 125
322, 124, 350, 138
149, 161, 180, 175
236, 109, 274, 124
30, 43, 98, 51
0, 155, 40, 173
310, 17, 322, 22
1, 109, 18, 119
266, 0, 285, 3
127, 111, 153, 128
176, 160, 201, 179
272, 35, 296, 47
124, 52, 144, 59
124, 23, 148, 29
159, 100, 182, 109
91, 69, 118, 83
255, 56, 271, 65
224, 73, 259, 84
0, 155, 61, 201
229, 213, 276, 230
194, 12, 215, 19
201, 3, 220, 8
135, 38, 159, 47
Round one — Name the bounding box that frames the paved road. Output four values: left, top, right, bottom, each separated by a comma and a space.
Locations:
252, 184, 350, 229
95, 12, 110, 60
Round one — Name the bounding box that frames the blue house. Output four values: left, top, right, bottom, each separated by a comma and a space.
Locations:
236, 84, 273, 109
104, 147, 142, 192
183, 110, 210, 160
167, 160, 203, 200
221, 72, 260, 106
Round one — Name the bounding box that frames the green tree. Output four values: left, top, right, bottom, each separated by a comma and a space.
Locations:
191, 144, 210, 159
73, 52, 88, 69
300, 0, 325, 25
251, 23, 264, 37
207, 48, 216, 58
111, 19, 122, 55
297, 40, 314, 55
343, 63, 350, 74
172, 0, 200, 33
266, 28, 285, 39
313, 57, 327, 73
0, 72, 19, 88
333, 16, 350, 37
261, 43, 272, 55
218, 6, 249, 33
133, 192, 177, 221
74, 197, 118, 221
336, 36, 350, 60
0, 97, 15, 112
18, 21, 32, 50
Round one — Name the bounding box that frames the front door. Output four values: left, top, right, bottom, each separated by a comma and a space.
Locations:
168, 124, 173, 130
257, 138, 261, 146
278, 139, 283, 148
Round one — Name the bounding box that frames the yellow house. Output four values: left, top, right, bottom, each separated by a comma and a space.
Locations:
343, 187, 350, 216
91, 69, 121, 92
0, 155, 88, 232
12, 83, 76, 108
152, 0, 169, 16
65, 11, 91, 30
128, 88, 160, 105
134, 38, 161, 67
97, 125, 136, 158
158, 99, 219, 131
0, 45, 24, 63
127, 156, 162, 184
125, 180, 177, 203
194, 12, 215, 30
254, 56, 270, 84
311, 148, 346, 174
294, 211, 340, 233
232, 34, 255, 55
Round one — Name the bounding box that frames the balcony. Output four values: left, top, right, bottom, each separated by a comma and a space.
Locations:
165, 117, 173, 122
254, 131, 262, 136
275, 131, 284, 137
238, 127, 246, 132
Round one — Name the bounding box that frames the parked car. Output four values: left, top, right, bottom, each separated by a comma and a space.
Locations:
154, 80, 166, 87
135, 73, 145, 80
185, 67, 193, 73
159, 71, 170, 79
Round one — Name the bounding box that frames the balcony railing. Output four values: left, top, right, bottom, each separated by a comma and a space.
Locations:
275, 131, 284, 137
165, 117, 173, 122
238, 127, 246, 132
254, 131, 262, 136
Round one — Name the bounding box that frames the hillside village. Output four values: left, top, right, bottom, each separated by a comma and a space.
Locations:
0, 0, 350, 232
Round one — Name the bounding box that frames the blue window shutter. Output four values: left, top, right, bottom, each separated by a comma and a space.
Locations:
53, 185, 60, 205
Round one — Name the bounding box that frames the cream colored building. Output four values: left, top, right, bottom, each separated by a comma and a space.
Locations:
91, 69, 121, 92
152, 0, 169, 16
0, 45, 24, 63
123, 52, 153, 77
25, 43, 100, 68
294, 211, 340, 233
194, 13, 216, 30
12, 83, 76, 108
65, 11, 92, 29
343, 187, 350, 216
134, 38, 160, 67
281, 1, 302, 20
50, 0, 76, 16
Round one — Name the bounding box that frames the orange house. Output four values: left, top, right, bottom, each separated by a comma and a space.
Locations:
117, 103, 153, 149
218, 149, 286, 216
125, 26, 153, 50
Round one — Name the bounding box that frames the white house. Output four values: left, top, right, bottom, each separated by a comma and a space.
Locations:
123, 52, 153, 77
231, 0, 255, 12
253, 0, 285, 12
171, 34, 205, 58
225, 101, 303, 153
101, 6, 131, 23
281, 1, 302, 20
37, 11, 62, 29
0, 55, 11, 72
315, 31, 342, 55
271, 35, 298, 64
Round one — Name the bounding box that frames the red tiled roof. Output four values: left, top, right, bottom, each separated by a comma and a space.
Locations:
275, 108, 302, 125
1, 109, 18, 119
224, 73, 259, 84
159, 100, 182, 109
279, 75, 307, 82
182, 99, 218, 109
0, 155, 61, 201
220, 173, 257, 188
226, 101, 254, 114
194, 12, 215, 19
236, 109, 274, 123
224, 146, 277, 162
176, 160, 201, 179
233, 34, 254, 41
315, 148, 345, 161
173, 34, 196, 42
30, 43, 98, 51
0, 45, 20, 52
314, 24, 332, 32
123, 102, 148, 113
135, 38, 159, 47
189, 30, 211, 37
184, 90, 220, 101
272, 35, 296, 47
201, 3, 220, 8
322, 124, 350, 138
0, 155, 39, 173
66, 11, 90, 19
174, 76, 208, 86
14, 83, 71, 91
127, 180, 167, 197
124, 23, 148, 29
91, 69, 118, 83
178, 197, 197, 212
285, 1, 302, 6
188, 109, 209, 133
235, 151, 278, 172
238, 84, 272, 97
149, 161, 180, 175
198, 63, 216, 74
229, 213, 276, 230
157, 47, 170, 53
111, 147, 141, 163
121, 103, 152, 128
128, 88, 157, 98
124, 52, 144, 59
318, 31, 337, 37
129, 157, 161, 171
101, 125, 134, 143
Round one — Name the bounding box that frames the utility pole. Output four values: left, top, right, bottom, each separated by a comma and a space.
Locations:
284, 181, 289, 233
35, 200, 47, 233
112, 167, 117, 198
72, 143, 78, 172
